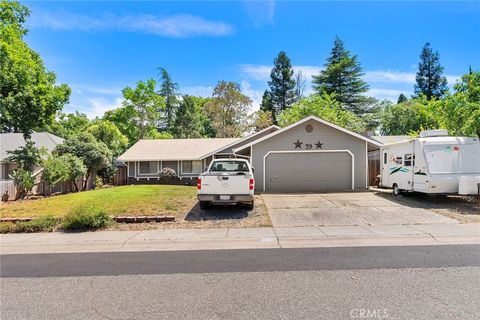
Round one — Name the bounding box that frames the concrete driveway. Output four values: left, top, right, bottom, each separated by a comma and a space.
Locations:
262, 192, 458, 227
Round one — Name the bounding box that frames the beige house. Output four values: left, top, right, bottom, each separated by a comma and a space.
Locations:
118, 116, 382, 192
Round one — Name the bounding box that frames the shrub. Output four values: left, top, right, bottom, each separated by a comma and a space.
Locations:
0, 215, 57, 233
16, 215, 57, 232
160, 167, 176, 177
62, 204, 113, 231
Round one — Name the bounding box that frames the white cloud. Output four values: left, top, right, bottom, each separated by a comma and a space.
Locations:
181, 85, 214, 97
365, 70, 461, 85
240, 80, 263, 111
28, 11, 234, 38
243, 0, 275, 26
71, 84, 122, 96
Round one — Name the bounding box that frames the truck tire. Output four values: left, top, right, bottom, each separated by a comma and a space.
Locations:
199, 201, 210, 210
245, 200, 254, 211
392, 184, 403, 197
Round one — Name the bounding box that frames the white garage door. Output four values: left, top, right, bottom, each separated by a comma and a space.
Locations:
264, 151, 353, 192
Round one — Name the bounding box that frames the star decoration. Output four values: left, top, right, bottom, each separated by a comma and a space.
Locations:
293, 139, 303, 149
315, 141, 323, 149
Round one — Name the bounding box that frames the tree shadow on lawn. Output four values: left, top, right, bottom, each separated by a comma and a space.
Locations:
184, 202, 250, 222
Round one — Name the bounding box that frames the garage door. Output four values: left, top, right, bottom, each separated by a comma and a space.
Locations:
264, 151, 353, 192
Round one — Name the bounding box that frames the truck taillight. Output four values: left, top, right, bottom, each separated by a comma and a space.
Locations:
249, 178, 254, 190
197, 178, 201, 190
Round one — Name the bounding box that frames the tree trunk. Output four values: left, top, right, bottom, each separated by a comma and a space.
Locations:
83, 173, 89, 191
73, 180, 79, 192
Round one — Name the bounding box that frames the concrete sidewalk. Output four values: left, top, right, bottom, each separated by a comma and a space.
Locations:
1, 224, 479, 254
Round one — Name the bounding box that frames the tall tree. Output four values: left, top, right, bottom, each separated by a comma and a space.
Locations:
157, 67, 179, 132
86, 120, 128, 157
294, 70, 307, 99
205, 81, 252, 138
45, 111, 91, 138
268, 51, 297, 115
0, 1, 71, 138
312, 36, 369, 114
397, 93, 408, 104
414, 42, 448, 99
120, 79, 166, 142
259, 90, 276, 124
172, 95, 203, 138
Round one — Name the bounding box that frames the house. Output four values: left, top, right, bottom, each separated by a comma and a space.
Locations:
0, 132, 64, 180
118, 116, 382, 192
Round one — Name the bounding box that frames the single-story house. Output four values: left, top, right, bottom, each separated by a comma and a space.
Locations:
118, 116, 382, 192
0, 132, 64, 180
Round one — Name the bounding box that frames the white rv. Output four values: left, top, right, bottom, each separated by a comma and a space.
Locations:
380, 130, 480, 196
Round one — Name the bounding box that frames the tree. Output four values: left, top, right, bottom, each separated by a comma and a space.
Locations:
267, 51, 297, 115
157, 67, 179, 132
295, 70, 307, 99
86, 120, 128, 157
9, 168, 34, 200
259, 90, 276, 124
110, 79, 166, 143
380, 97, 440, 135
253, 110, 274, 131
63, 153, 87, 192
42, 155, 70, 194
397, 93, 408, 104
45, 112, 91, 138
172, 95, 203, 138
5, 139, 45, 171
55, 132, 112, 190
277, 93, 366, 133
414, 42, 448, 99
312, 36, 369, 115
438, 70, 480, 137
205, 81, 252, 138
0, 1, 71, 138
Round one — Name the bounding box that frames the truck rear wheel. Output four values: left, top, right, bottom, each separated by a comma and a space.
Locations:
199, 201, 210, 210
392, 184, 403, 197
245, 200, 254, 211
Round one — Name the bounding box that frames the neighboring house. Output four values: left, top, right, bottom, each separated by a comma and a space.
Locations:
0, 132, 64, 180
118, 116, 383, 192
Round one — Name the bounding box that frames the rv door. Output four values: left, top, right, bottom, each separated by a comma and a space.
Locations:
381, 149, 389, 187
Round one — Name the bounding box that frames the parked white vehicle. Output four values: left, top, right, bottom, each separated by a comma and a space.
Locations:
197, 159, 255, 210
380, 130, 480, 196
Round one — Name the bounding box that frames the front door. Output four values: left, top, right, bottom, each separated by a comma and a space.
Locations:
381, 150, 390, 187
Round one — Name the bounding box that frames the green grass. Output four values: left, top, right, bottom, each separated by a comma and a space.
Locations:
0, 185, 197, 218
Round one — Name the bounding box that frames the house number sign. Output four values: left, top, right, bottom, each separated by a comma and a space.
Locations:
293, 139, 323, 150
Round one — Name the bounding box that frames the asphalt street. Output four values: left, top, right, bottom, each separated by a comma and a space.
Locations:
1, 245, 480, 319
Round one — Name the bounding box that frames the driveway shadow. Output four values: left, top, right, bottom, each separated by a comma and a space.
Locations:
373, 191, 480, 216
184, 202, 250, 222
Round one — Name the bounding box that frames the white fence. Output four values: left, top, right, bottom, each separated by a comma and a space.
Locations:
0, 180, 15, 200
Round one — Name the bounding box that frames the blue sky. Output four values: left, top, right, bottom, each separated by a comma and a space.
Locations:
24, 1, 480, 118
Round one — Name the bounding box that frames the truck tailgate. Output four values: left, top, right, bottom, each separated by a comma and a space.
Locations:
200, 174, 251, 194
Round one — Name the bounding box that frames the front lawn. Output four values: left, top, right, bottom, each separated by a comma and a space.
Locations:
0, 185, 197, 218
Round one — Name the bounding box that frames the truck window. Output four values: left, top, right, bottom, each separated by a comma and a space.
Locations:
211, 161, 249, 172
404, 154, 412, 166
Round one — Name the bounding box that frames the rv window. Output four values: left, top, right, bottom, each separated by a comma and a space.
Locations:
395, 157, 403, 165
383, 153, 387, 164
404, 154, 412, 166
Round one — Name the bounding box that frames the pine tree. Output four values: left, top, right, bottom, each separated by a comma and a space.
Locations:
268, 51, 297, 115
157, 67, 179, 132
172, 95, 202, 138
312, 36, 369, 114
259, 90, 276, 124
414, 43, 448, 99
397, 93, 408, 104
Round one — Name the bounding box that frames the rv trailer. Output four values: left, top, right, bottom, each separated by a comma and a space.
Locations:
380, 130, 480, 196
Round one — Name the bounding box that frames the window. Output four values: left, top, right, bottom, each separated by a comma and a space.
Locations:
128, 162, 135, 177
182, 160, 202, 174
383, 153, 387, 164
394, 157, 403, 165
211, 160, 249, 172
404, 154, 412, 166
139, 161, 157, 174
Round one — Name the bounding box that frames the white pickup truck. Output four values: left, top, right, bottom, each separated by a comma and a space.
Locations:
197, 159, 255, 210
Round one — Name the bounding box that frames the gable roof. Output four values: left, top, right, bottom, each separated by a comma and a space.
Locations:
0, 132, 64, 161
117, 138, 240, 162
233, 116, 382, 153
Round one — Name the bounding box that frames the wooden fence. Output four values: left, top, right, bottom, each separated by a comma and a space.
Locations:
0, 180, 15, 200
